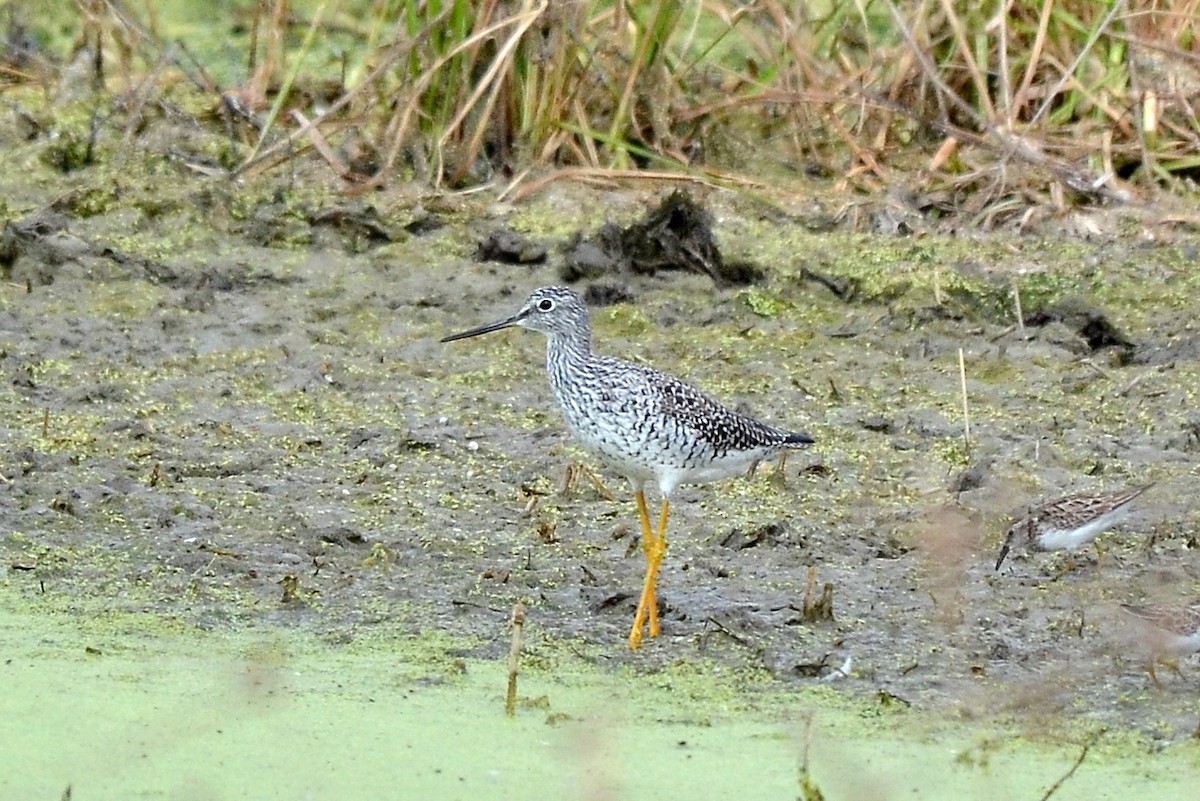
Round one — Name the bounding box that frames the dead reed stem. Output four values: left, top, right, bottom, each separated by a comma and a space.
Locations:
1012, 278, 1025, 330
958, 348, 971, 448
505, 601, 526, 717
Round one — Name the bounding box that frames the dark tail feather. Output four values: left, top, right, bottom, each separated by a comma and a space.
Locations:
786, 431, 815, 446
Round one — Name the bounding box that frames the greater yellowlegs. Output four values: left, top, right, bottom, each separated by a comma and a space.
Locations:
994, 484, 1152, 571
441, 286, 814, 649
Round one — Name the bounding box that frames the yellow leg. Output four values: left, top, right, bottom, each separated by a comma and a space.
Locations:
629, 496, 669, 650
632, 491, 658, 642
1052, 553, 1077, 581
1148, 660, 1163, 690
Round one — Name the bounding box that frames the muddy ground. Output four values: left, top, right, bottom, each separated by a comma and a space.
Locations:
2, 110, 1200, 756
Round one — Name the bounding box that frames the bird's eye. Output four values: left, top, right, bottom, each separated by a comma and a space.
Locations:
538, 299, 554, 311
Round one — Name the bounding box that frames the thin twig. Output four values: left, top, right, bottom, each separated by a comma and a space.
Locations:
122, 44, 173, 145
1012, 0, 1054, 115
290, 110, 350, 178
500, 165, 769, 203
797, 713, 825, 801
989, 323, 1017, 342
1080, 359, 1113, 381
243, 0, 332, 166
883, 0, 985, 130
958, 348, 971, 448
438, 0, 549, 187
1011, 277, 1025, 330
371, 8, 539, 191
505, 601, 526, 717
995, 0, 1011, 125
1027, 1, 1124, 127
1039, 729, 1105, 801
236, 38, 406, 177
703, 615, 751, 646
1117, 369, 1155, 397
937, 0, 994, 120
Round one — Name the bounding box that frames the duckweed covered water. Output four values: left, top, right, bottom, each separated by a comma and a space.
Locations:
3, 596, 1195, 800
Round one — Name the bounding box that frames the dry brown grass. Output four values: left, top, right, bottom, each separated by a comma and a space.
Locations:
8, 1, 1198, 224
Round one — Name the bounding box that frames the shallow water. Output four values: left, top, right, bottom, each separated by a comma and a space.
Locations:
4, 595, 1196, 801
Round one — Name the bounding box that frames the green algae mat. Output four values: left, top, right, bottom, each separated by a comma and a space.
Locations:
3, 595, 1195, 801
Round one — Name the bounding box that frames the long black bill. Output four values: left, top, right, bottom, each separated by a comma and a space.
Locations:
993, 542, 1010, 571
440, 312, 525, 343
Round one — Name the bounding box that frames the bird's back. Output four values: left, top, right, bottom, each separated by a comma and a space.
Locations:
548, 352, 811, 490
1121, 603, 1200, 638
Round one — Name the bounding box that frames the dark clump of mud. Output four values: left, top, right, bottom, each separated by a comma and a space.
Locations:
475, 228, 548, 265
560, 190, 763, 286
1024, 297, 1134, 359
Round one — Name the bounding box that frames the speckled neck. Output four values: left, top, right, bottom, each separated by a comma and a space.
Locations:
544, 311, 593, 394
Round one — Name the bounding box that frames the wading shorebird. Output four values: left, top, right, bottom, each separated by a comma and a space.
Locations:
1120, 602, 1200, 687
994, 484, 1153, 572
441, 286, 814, 649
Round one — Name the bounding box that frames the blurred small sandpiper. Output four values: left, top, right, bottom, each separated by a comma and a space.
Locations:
1120, 602, 1200, 686
994, 484, 1152, 572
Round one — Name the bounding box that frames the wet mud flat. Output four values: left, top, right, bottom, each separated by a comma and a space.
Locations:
2, 163, 1200, 790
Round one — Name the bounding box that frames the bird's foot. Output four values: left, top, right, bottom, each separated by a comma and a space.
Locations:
628, 590, 660, 650
561, 462, 617, 502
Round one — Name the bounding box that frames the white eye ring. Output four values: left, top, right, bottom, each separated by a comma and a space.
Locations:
538, 299, 555, 311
